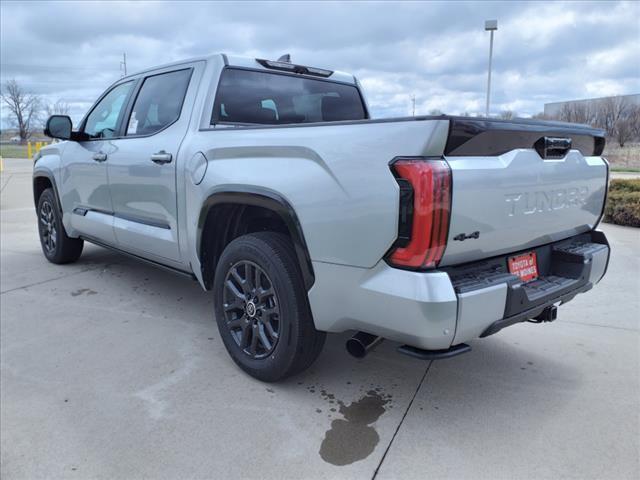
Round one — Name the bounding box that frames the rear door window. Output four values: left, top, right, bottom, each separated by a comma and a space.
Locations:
126, 69, 192, 136
212, 69, 367, 125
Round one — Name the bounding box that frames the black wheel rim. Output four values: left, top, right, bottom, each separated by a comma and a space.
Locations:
223, 260, 280, 359
39, 201, 57, 254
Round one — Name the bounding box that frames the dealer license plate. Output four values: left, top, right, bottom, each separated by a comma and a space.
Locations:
508, 252, 539, 282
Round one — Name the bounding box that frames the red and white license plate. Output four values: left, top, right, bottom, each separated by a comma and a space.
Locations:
508, 252, 539, 282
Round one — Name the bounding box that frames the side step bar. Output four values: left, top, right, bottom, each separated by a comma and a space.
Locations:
79, 235, 197, 281
397, 343, 471, 360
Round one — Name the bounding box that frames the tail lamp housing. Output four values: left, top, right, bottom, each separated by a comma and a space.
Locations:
387, 157, 452, 269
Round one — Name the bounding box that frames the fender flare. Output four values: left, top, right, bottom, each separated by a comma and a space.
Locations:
32, 170, 63, 215
197, 187, 315, 290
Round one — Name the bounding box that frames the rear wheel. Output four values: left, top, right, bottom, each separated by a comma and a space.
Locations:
213, 232, 325, 382
37, 188, 83, 264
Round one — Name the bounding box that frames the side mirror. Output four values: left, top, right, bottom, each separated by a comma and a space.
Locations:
45, 115, 73, 140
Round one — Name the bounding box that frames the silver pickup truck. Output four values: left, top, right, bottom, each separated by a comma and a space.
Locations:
35, 53, 610, 381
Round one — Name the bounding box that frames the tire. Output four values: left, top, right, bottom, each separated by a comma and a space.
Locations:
37, 188, 83, 264
213, 232, 325, 382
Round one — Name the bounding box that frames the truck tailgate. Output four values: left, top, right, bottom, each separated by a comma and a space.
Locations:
439, 118, 607, 267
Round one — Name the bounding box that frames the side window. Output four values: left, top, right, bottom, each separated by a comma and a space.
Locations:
84, 81, 134, 139
126, 69, 192, 136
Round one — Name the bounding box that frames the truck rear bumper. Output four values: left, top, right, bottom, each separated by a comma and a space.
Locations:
308, 230, 610, 352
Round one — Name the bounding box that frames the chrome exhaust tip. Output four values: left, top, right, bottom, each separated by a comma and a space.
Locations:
346, 332, 384, 359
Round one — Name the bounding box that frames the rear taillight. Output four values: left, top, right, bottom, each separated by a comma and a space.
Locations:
387, 157, 452, 269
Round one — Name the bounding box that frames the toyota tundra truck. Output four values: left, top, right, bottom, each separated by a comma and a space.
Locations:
35, 54, 610, 381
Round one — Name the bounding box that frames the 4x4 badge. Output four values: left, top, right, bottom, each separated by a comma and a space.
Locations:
453, 231, 480, 241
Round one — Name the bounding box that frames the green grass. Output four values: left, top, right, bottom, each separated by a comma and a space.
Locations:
0, 144, 30, 159
611, 166, 640, 173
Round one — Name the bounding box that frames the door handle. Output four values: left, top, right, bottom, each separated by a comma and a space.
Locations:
92, 152, 107, 162
150, 151, 172, 165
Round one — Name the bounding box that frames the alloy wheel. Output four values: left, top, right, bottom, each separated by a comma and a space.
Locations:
223, 260, 281, 359
39, 201, 57, 254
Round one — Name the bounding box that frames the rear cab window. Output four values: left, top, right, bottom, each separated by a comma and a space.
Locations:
212, 69, 367, 125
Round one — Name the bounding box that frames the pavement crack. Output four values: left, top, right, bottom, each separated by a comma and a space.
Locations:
0, 265, 105, 295
558, 319, 639, 332
1, 174, 13, 193
371, 361, 433, 479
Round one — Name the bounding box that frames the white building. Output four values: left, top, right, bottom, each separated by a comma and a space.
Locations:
544, 94, 640, 118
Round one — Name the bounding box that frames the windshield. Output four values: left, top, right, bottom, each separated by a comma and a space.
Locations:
212, 68, 367, 125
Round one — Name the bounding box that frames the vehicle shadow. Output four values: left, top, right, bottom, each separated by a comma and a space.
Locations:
75, 244, 584, 397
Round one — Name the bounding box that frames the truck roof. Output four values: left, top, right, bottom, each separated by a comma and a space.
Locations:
124, 53, 357, 85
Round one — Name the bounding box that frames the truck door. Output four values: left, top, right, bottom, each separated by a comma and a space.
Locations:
106, 65, 199, 263
62, 80, 136, 245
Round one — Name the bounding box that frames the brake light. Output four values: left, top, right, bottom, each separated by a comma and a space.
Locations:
387, 157, 452, 269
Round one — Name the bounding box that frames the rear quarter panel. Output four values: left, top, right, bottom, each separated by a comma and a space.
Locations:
182, 119, 450, 276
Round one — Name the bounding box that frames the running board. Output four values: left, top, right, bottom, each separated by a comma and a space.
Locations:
397, 343, 471, 360
80, 235, 197, 281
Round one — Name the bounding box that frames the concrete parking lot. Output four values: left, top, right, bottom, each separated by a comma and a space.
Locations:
1, 157, 639, 479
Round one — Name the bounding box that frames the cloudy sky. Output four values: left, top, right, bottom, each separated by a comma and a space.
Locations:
1, 0, 639, 127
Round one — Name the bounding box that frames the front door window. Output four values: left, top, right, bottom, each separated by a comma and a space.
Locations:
83, 81, 134, 139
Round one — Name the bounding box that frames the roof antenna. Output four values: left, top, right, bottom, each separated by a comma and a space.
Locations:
277, 54, 291, 63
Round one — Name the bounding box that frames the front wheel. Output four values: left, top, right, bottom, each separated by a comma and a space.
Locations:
213, 232, 325, 382
37, 188, 83, 264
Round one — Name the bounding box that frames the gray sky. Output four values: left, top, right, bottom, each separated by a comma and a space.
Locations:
1, 0, 639, 127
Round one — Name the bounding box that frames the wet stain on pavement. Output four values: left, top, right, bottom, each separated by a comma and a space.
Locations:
70, 288, 97, 297
319, 390, 391, 466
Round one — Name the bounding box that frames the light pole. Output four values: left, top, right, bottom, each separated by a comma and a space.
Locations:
484, 19, 497, 117
120, 52, 127, 77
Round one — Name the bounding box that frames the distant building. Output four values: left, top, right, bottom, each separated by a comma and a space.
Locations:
544, 94, 640, 118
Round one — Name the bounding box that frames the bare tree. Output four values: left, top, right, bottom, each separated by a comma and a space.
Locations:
45, 99, 71, 117
1, 79, 42, 141
428, 109, 443, 116
628, 105, 640, 141
557, 103, 574, 122
557, 101, 594, 125
499, 110, 516, 120
595, 96, 630, 138
531, 112, 550, 120
615, 117, 634, 147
